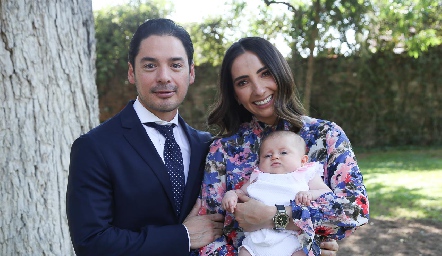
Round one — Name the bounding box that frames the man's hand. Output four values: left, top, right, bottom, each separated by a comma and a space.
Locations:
183, 199, 224, 249
320, 239, 339, 256
233, 191, 274, 232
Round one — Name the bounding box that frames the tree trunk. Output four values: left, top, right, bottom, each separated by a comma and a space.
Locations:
0, 0, 98, 255
303, 0, 320, 115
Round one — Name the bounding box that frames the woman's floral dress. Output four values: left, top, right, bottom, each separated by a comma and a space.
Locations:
197, 116, 369, 256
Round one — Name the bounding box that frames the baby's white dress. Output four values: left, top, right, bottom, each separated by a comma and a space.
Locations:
240, 162, 323, 256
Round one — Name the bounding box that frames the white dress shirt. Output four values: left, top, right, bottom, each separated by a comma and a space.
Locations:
133, 98, 191, 183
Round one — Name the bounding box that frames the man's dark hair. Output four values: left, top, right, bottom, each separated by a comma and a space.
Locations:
128, 18, 194, 71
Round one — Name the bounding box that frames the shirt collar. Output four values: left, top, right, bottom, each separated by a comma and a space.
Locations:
133, 97, 179, 126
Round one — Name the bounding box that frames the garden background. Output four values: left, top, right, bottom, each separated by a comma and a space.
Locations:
95, 2, 441, 255
1, 0, 440, 255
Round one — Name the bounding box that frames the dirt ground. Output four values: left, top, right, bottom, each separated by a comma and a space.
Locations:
338, 217, 441, 256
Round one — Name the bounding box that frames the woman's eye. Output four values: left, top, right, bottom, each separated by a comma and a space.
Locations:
262, 70, 271, 77
236, 80, 247, 87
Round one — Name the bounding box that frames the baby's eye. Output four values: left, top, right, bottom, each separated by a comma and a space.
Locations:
264, 154, 271, 158
281, 151, 288, 155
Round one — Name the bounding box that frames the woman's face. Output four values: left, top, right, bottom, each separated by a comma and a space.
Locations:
231, 51, 278, 125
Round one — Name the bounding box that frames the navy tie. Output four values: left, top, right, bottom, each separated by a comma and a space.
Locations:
144, 122, 185, 216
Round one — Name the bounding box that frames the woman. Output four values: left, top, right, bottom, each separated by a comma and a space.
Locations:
198, 37, 369, 256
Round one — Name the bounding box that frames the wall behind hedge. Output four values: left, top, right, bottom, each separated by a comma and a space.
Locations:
99, 46, 441, 148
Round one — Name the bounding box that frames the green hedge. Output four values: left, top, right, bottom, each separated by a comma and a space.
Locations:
99, 46, 442, 148
305, 46, 441, 148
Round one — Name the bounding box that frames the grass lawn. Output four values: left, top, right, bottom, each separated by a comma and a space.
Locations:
356, 147, 442, 223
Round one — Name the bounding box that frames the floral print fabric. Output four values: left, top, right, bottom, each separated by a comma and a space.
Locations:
197, 116, 369, 256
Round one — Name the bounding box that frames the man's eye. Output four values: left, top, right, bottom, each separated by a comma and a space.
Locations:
144, 63, 155, 69
171, 63, 183, 69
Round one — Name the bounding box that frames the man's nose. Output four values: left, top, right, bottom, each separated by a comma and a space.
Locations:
156, 67, 171, 84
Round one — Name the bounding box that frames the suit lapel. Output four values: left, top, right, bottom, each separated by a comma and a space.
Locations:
119, 101, 176, 210
178, 117, 207, 221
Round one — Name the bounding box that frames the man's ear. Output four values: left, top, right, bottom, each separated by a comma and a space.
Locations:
128, 62, 135, 84
189, 63, 195, 85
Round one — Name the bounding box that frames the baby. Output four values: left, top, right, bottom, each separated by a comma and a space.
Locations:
222, 130, 332, 256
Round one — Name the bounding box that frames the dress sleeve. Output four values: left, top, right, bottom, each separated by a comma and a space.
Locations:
196, 139, 237, 256
291, 122, 369, 253
299, 162, 324, 182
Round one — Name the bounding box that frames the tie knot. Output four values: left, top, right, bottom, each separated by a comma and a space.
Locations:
144, 122, 176, 139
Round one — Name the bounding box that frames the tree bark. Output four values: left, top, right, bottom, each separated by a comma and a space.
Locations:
0, 0, 98, 254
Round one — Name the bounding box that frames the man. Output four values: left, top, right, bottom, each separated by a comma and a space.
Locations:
66, 18, 223, 256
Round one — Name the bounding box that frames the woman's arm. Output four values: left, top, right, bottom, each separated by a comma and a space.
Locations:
307, 121, 369, 239
197, 139, 238, 255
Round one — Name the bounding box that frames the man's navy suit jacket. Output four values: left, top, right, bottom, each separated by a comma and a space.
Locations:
66, 101, 212, 256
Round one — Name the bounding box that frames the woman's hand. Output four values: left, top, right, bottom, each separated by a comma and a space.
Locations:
233, 190, 275, 232
320, 239, 339, 256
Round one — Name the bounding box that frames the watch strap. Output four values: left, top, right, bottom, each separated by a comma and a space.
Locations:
275, 204, 285, 212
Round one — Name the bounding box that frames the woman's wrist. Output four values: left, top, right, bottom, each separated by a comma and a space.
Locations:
267, 205, 278, 229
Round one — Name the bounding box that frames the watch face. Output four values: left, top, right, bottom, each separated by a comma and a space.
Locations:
273, 205, 289, 230
275, 213, 289, 228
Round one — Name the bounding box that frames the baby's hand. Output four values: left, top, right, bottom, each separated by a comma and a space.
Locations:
295, 191, 313, 206
222, 190, 239, 213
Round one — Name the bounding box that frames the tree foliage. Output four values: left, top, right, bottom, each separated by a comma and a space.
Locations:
94, 0, 172, 88
367, 0, 441, 58
186, 18, 233, 66
186, 1, 247, 66
186, 0, 294, 66
264, 0, 372, 57
262, 0, 372, 113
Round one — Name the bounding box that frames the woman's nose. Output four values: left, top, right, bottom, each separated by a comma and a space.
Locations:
252, 81, 266, 96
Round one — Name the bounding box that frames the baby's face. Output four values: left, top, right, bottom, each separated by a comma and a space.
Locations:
258, 138, 304, 174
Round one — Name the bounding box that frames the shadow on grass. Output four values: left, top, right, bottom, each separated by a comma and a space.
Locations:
366, 182, 441, 222
357, 148, 442, 174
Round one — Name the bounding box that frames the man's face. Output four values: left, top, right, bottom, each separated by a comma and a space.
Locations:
128, 35, 195, 121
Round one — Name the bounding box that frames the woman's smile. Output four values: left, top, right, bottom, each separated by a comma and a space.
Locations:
254, 95, 273, 106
